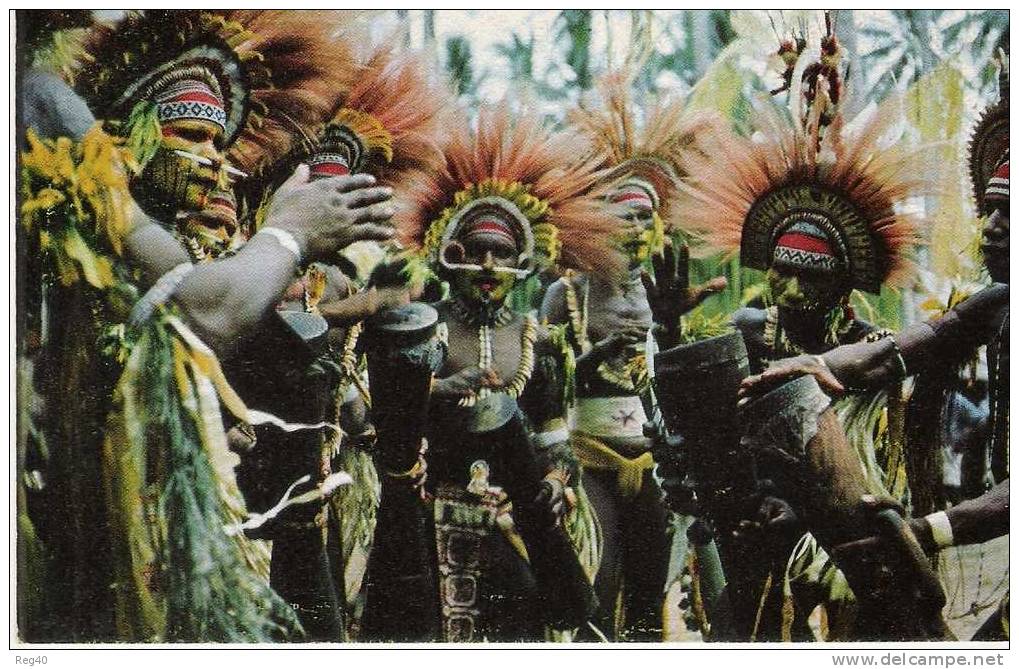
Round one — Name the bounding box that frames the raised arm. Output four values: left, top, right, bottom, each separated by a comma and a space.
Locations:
170, 168, 395, 357
740, 284, 1009, 398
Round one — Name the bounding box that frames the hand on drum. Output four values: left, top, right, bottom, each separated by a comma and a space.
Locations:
431, 366, 502, 401
739, 353, 846, 402
732, 490, 803, 561
533, 476, 566, 529
829, 495, 934, 560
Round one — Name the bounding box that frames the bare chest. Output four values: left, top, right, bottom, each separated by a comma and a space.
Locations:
583, 279, 652, 343
442, 315, 526, 381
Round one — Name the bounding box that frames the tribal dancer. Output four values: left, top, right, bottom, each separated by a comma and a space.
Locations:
226, 40, 449, 639
389, 106, 623, 640
670, 39, 937, 639
543, 70, 725, 641
313, 43, 449, 634
19, 10, 367, 641
740, 58, 1009, 641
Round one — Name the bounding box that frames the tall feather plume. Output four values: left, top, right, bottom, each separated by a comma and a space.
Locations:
674, 92, 938, 288
331, 40, 453, 184
393, 104, 626, 279
225, 10, 361, 178
72, 10, 357, 178
568, 68, 726, 231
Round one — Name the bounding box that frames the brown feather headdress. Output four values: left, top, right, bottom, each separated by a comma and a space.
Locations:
223, 10, 361, 179
307, 43, 452, 185
968, 50, 1009, 217
393, 104, 626, 280
673, 95, 935, 293
568, 69, 724, 233
73, 10, 352, 177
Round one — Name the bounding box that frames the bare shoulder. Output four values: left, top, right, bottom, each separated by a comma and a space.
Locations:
539, 275, 569, 323
731, 306, 767, 335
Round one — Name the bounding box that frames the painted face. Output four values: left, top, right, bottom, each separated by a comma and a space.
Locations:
177, 188, 238, 261
444, 220, 522, 307
134, 116, 227, 222
609, 182, 661, 267
981, 208, 1009, 284
767, 263, 847, 314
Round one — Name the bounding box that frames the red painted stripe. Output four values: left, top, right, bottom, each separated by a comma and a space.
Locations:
470, 220, 511, 233
775, 232, 834, 255
310, 162, 351, 176
162, 91, 224, 107
611, 191, 653, 205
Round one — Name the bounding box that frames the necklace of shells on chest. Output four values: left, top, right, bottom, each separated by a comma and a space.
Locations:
448, 298, 537, 407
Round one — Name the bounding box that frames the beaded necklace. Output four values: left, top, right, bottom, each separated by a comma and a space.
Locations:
562, 270, 591, 353
449, 298, 537, 407
563, 271, 647, 393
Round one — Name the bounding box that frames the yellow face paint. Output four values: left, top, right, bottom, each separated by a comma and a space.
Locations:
135, 116, 227, 220
766, 265, 846, 314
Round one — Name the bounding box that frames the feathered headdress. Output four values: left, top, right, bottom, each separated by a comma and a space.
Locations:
393, 105, 626, 280
673, 94, 934, 293
306, 43, 451, 185
969, 49, 1009, 216
72, 10, 348, 173
223, 10, 361, 179
568, 69, 723, 233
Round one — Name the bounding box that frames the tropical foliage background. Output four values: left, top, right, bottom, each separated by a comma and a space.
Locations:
368, 9, 1008, 331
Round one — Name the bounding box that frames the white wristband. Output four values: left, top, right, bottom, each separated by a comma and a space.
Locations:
259, 227, 302, 261
925, 510, 954, 549
535, 427, 569, 448
130, 262, 195, 326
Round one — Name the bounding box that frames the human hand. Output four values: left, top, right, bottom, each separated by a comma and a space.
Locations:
739, 353, 846, 402
533, 476, 566, 529
591, 326, 645, 361
375, 286, 412, 311
431, 366, 503, 401
265, 165, 396, 262
640, 241, 727, 333
732, 494, 802, 550
829, 495, 934, 560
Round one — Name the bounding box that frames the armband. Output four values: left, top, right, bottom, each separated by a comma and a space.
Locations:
535, 427, 569, 448
924, 510, 954, 548
258, 227, 302, 262
129, 262, 194, 325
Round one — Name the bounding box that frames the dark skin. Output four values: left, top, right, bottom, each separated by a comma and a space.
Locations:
739, 206, 1010, 399
21, 65, 399, 360
541, 214, 725, 640
431, 233, 568, 526
168, 169, 396, 358
542, 240, 727, 384
735, 204, 1010, 585
829, 480, 1009, 558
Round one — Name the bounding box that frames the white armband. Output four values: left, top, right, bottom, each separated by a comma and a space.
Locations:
924, 510, 954, 549
258, 227, 302, 261
130, 262, 195, 325
535, 427, 569, 448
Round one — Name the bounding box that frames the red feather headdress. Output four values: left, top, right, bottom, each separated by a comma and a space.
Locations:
73, 10, 353, 179
308, 42, 451, 185
223, 10, 360, 179
673, 95, 936, 293
568, 69, 724, 233
393, 104, 626, 280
